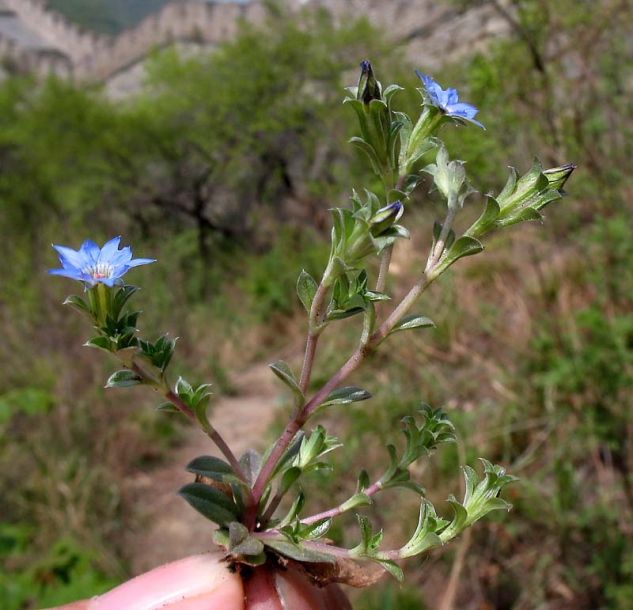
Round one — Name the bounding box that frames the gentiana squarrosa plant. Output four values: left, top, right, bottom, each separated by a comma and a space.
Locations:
48, 60, 575, 606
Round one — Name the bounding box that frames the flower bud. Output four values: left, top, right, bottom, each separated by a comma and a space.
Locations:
424, 146, 474, 212
543, 163, 576, 192
357, 60, 382, 106
369, 201, 403, 237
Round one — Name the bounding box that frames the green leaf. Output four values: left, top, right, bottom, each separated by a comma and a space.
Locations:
175, 376, 193, 397
112, 285, 139, 318
436, 236, 484, 273
388, 314, 435, 336
156, 401, 180, 413
466, 195, 501, 238
497, 166, 518, 202
178, 482, 239, 528
317, 386, 372, 410
63, 294, 93, 319
339, 492, 372, 512
297, 269, 318, 314
269, 360, 304, 405
185, 455, 238, 483
239, 449, 262, 487
277, 491, 306, 529
373, 558, 404, 582
299, 518, 332, 540
264, 539, 337, 564
326, 306, 366, 321
105, 369, 143, 388
278, 466, 302, 495
84, 336, 113, 353
213, 528, 267, 566
496, 207, 544, 228
228, 522, 265, 556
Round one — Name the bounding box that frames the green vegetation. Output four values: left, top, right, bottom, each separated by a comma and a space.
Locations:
0, 0, 631, 608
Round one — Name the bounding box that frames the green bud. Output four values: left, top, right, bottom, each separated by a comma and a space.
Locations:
369, 201, 404, 237
357, 60, 382, 107
424, 146, 475, 212
543, 163, 577, 192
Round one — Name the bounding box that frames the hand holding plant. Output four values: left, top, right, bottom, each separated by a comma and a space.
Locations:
48, 60, 574, 607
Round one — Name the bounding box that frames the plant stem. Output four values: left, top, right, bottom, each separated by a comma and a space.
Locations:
375, 245, 393, 293
301, 481, 384, 526
255, 532, 354, 560
427, 207, 456, 271
299, 274, 332, 394
163, 388, 247, 484
250, 271, 439, 528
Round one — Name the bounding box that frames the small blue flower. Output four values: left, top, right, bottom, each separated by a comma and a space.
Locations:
415, 71, 485, 130
48, 237, 155, 287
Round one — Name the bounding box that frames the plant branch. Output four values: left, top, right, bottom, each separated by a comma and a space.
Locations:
163, 388, 247, 483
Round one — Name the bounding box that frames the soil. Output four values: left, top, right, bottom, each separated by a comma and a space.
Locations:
123, 362, 281, 575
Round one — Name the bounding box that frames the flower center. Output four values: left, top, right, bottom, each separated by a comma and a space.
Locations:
86, 262, 113, 279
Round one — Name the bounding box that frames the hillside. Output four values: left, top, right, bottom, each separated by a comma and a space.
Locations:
47, 0, 173, 34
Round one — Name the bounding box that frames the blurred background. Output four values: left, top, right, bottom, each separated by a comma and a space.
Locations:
0, 0, 631, 608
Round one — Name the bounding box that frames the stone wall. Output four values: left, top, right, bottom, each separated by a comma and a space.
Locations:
74, 0, 268, 82
2, 0, 106, 62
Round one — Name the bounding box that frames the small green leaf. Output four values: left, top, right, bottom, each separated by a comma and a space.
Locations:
326, 306, 366, 321
277, 491, 306, 529
435, 236, 484, 274
105, 369, 143, 388
264, 539, 337, 564
239, 449, 262, 487
85, 336, 113, 352
373, 558, 404, 582
466, 195, 501, 238
278, 466, 302, 495
269, 360, 304, 405
317, 386, 372, 411
178, 482, 239, 528
339, 492, 372, 512
229, 522, 265, 556
300, 518, 332, 540
388, 314, 435, 336
185, 456, 238, 483
112, 285, 139, 318
63, 294, 93, 319
297, 270, 318, 313
156, 401, 180, 412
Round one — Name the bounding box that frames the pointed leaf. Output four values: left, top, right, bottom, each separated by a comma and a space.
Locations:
317, 386, 372, 410
269, 360, 304, 405
156, 401, 180, 413
300, 518, 332, 540
373, 558, 404, 582
388, 314, 435, 336
466, 195, 501, 237
438, 236, 484, 272
85, 336, 113, 353
105, 369, 143, 388
229, 522, 265, 556
264, 540, 337, 564
239, 449, 262, 487
297, 270, 318, 314
185, 455, 237, 483
178, 482, 238, 527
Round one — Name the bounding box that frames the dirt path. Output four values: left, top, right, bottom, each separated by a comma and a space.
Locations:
124, 362, 282, 574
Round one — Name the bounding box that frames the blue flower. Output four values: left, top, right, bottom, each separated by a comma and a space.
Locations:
48, 237, 155, 287
415, 71, 485, 129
